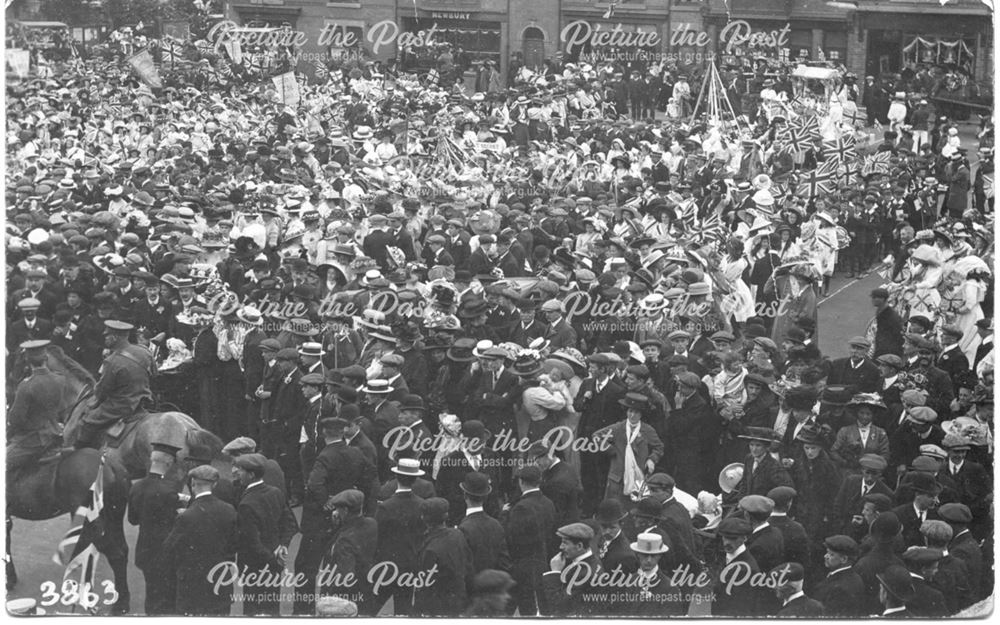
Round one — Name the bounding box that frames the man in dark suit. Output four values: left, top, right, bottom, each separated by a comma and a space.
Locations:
871, 288, 905, 358
467, 235, 498, 277
594, 498, 637, 576
425, 234, 455, 268
741, 495, 785, 574
541, 522, 604, 616
295, 417, 377, 615
232, 454, 299, 615
941, 435, 991, 538
736, 427, 794, 498
527, 441, 581, 532
362, 214, 395, 271
458, 348, 519, 434
827, 336, 882, 393
574, 354, 625, 515
162, 465, 238, 615
388, 212, 417, 261
436, 420, 503, 525
445, 219, 472, 267
374, 460, 428, 615
854, 511, 906, 614
766, 486, 809, 569
503, 464, 556, 616
458, 472, 511, 577
773, 562, 825, 616
540, 299, 577, 351
921, 520, 973, 613
972, 318, 993, 371
813, 535, 867, 617
7, 298, 54, 357
891, 472, 941, 548
938, 325, 971, 388
877, 565, 917, 617
939, 503, 983, 598
712, 517, 764, 617
900, 547, 948, 616
128, 444, 183, 615
414, 497, 474, 616
903, 334, 954, 419
323, 489, 379, 614
131, 272, 174, 342
508, 298, 548, 348
670, 372, 718, 493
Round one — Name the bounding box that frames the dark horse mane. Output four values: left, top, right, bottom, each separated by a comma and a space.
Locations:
185, 428, 227, 462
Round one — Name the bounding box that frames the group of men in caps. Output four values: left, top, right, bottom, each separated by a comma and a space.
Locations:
5, 18, 996, 618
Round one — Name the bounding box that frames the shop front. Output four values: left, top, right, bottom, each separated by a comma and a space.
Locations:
857, 5, 993, 82
398, 15, 503, 70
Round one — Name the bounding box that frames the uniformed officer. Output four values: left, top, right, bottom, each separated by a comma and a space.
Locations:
76, 320, 153, 449
6, 340, 66, 472
128, 443, 185, 614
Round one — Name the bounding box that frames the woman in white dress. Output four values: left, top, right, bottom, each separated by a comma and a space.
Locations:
939, 267, 986, 363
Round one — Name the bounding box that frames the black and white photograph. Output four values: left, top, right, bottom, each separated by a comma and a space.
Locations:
3, 0, 996, 618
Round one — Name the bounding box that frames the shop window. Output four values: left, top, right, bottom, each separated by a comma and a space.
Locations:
824, 30, 847, 64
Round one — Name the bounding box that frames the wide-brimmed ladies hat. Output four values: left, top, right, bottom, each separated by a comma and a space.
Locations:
848, 393, 886, 410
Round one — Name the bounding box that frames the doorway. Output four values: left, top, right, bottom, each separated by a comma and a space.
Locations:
522, 26, 545, 70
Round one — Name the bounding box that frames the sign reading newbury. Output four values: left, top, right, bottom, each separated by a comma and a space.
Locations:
560, 19, 790, 55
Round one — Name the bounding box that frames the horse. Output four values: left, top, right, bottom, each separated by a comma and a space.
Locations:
38, 345, 209, 480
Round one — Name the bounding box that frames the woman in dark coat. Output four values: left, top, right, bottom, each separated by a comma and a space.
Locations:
790, 425, 843, 569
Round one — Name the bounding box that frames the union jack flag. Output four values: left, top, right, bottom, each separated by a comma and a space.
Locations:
678, 199, 698, 232
798, 159, 840, 199
839, 164, 863, 186
792, 114, 821, 140
861, 151, 892, 177
984, 173, 994, 198
821, 135, 857, 165
160, 37, 184, 65
777, 125, 811, 155
843, 108, 865, 127
697, 211, 728, 245
56, 455, 105, 611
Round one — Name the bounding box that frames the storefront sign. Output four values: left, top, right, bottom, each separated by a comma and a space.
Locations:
430, 12, 472, 20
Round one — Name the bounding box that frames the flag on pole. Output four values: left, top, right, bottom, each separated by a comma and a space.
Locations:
861, 151, 892, 177
57, 455, 105, 610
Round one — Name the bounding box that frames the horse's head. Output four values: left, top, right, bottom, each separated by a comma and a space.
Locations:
30, 346, 96, 444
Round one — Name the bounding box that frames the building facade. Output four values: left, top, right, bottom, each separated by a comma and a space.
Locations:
221, 0, 993, 85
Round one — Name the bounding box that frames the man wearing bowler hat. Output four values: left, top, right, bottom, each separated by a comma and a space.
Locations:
504, 463, 557, 615
414, 497, 473, 616
458, 471, 511, 575
76, 320, 154, 449
437, 419, 502, 525
890, 472, 941, 547
877, 564, 917, 617
594, 498, 637, 575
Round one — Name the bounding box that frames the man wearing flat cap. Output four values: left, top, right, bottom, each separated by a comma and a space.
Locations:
772, 562, 824, 616
828, 336, 881, 393
232, 453, 299, 615
670, 370, 717, 493
902, 333, 954, 419
321, 489, 378, 614
162, 465, 238, 615
414, 497, 473, 616
712, 516, 764, 616
76, 320, 154, 449
900, 546, 948, 616
7, 298, 54, 359
937, 325, 971, 389
542, 522, 603, 616
832, 453, 894, 538
938, 503, 984, 598
813, 535, 866, 617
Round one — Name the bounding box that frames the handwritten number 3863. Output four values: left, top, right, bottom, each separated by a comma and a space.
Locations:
39, 580, 118, 608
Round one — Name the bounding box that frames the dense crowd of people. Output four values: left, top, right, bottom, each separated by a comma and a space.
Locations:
5, 24, 995, 618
